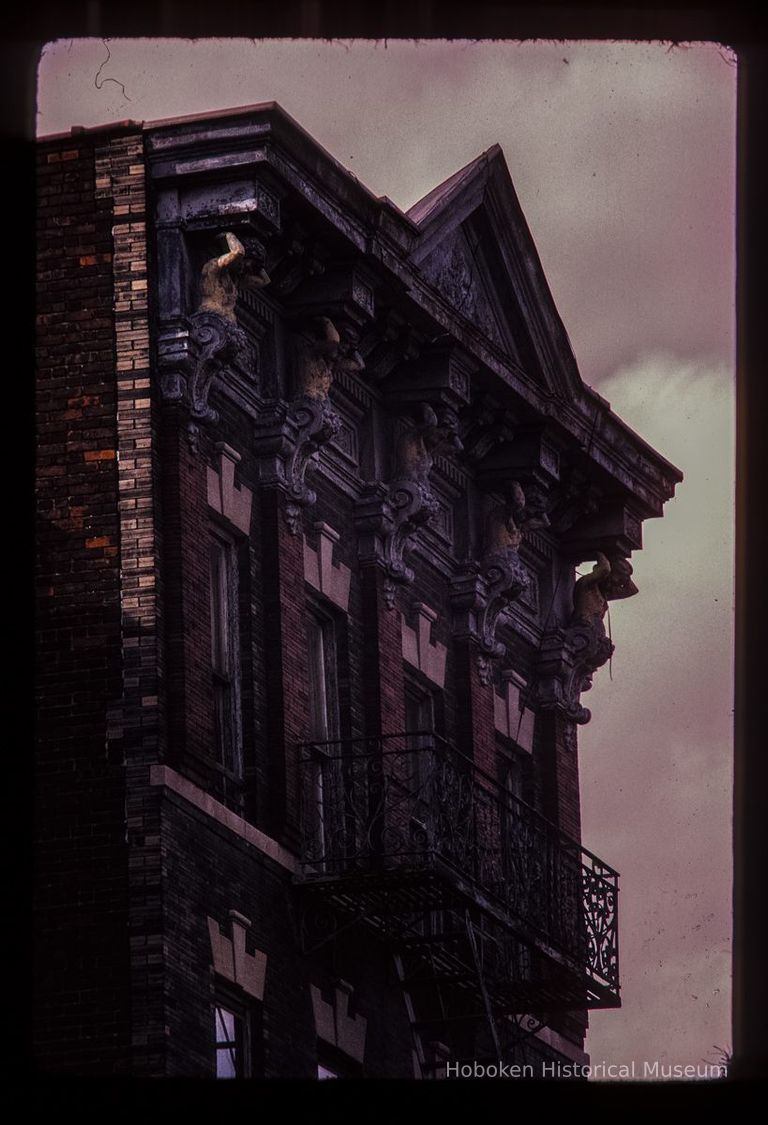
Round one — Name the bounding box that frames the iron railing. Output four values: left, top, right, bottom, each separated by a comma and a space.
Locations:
299, 732, 619, 1001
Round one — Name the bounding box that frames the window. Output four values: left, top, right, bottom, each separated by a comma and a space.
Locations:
498, 744, 536, 909
405, 683, 435, 747
305, 609, 341, 868
213, 991, 262, 1079
404, 681, 440, 885
405, 681, 437, 811
214, 1004, 247, 1079
503, 753, 524, 804
306, 611, 339, 742
210, 534, 242, 776
497, 741, 533, 808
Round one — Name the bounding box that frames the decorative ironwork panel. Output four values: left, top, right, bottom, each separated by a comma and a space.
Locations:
298, 733, 619, 1003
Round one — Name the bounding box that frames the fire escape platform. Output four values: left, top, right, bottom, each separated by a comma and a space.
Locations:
297, 734, 620, 1012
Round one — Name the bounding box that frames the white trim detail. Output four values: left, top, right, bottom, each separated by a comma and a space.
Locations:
533, 1023, 590, 1065
208, 909, 267, 1001
401, 603, 447, 688
207, 442, 253, 533
494, 670, 535, 752
310, 979, 368, 1063
303, 521, 351, 610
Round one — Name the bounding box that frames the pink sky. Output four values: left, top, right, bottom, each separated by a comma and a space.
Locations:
37, 38, 736, 1078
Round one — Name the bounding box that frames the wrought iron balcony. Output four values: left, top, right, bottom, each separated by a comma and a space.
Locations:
297, 733, 619, 1009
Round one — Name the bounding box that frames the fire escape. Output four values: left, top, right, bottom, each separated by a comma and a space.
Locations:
295, 733, 619, 1074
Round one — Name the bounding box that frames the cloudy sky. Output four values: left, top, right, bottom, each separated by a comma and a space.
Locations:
37, 39, 737, 1078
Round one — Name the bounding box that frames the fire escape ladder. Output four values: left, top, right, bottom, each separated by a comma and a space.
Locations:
393, 910, 505, 1078
464, 908, 503, 1060
393, 927, 455, 1080
393, 951, 430, 1078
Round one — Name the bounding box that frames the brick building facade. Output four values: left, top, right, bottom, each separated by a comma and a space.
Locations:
35, 103, 681, 1078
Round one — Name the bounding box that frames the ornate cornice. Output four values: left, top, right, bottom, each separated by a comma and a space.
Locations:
147, 107, 681, 520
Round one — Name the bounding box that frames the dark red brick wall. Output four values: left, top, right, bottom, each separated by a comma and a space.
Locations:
159, 409, 216, 780
535, 710, 582, 843
35, 133, 131, 1073
34, 123, 591, 1072
261, 488, 311, 842
159, 796, 417, 1078
454, 640, 497, 776
360, 565, 406, 737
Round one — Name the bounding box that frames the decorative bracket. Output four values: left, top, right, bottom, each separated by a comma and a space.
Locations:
188, 312, 254, 422
450, 549, 530, 685
354, 402, 461, 608
355, 478, 439, 609
158, 313, 254, 443
253, 317, 362, 533
157, 230, 267, 435
534, 622, 614, 725
450, 480, 544, 684
534, 551, 636, 723
254, 395, 341, 534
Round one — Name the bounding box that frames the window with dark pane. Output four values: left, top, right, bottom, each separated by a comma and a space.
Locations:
405, 683, 435, 746
498, 742, 536, 905
209, 534, 242, 776
306, 612, 339, 742
215, 1004, 245, 1079
305, 609, 341, 869
497, 739, 534, 809
504, 752, 524, 804
405, 680, 436, 802
404, 680, 438, 864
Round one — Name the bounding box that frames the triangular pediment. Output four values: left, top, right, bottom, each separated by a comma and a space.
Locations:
417, 225, 519, 359
408, 147, 584, 401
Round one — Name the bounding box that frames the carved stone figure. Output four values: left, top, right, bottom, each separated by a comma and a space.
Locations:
335, 336, 366, 378
483, 480, 549, 557
534, 552, 639, 723
198, 231, 270, 322
355, 404, 462, 610
261, 316, 365, 536
281, 397, 342, 535
393, 404, 462, 486
293, 317, 364, 401
449, 482, 550, 685
547, 465, 601, 533
165, 233, 272, 426
570, 551, 638, 629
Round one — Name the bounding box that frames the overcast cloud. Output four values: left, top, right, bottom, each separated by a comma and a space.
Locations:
580, 354, 733, 1072
37, 39, 737, 1077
